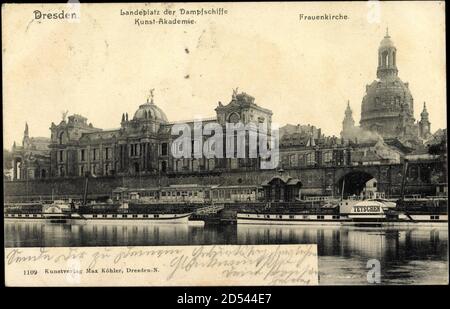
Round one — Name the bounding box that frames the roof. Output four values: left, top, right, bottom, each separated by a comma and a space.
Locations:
351, 151, 383, 162
379, 35, 395, 49
81, 129, 120, 142
133, 100, 168, 122
262, 175, 302, 187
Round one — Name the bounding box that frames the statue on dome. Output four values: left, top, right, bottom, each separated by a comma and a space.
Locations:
147, 88, 155, 104
61, 110, 68, 122
232, 87, 239, 100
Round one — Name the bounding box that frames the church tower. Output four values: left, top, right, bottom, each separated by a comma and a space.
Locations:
341, 100, 355, 140
377, 28, 398, 79
419, 102, 431, 139
22, 122, 30, 149
360, 28, 416, 140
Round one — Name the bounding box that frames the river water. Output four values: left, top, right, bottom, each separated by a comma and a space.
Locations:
4, 221, 448, 285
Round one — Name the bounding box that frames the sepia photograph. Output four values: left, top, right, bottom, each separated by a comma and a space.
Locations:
2, 1, 447, 288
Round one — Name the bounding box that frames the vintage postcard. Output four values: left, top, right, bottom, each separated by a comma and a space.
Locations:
2, 1, 447, 291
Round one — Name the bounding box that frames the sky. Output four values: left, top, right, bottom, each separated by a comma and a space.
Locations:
2, 2, 446, 148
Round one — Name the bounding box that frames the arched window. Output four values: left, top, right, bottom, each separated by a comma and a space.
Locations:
59, 131, 65, 144
382, 51, 389, 67
393, 51, 396, 66
229, 113, 240, 123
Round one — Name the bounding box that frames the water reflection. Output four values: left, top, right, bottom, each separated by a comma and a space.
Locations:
4, 221, 448, 284
4, 221, 238, 247
237, 225, 448, 284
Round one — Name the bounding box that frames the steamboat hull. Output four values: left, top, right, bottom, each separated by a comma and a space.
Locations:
4, 212, 192, 224
70, 212, 192, 224
237, 213, 448, 227
4, 213, 72, 223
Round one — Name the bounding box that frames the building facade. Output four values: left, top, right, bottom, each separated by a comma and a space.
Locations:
10, 123, 51, 180
43, 90, 272, 179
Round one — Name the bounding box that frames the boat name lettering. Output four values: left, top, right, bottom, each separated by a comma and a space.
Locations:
353, 206, 380, 213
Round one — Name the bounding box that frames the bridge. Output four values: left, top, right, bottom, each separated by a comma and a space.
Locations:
3, 157, 446, 202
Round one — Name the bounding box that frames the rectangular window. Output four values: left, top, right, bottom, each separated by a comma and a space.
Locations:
105, 148, 109, 160
324, 151, 332, 164
81, 149, 85, 161
305, 152, 315, 166
290, 154, 298, 167
161, 143, 168, 156
59, 150, 64, 162
93, 148, 97, 161
225, 190, 231, 199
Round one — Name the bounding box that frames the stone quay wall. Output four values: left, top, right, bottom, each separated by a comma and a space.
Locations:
4, 160, 444, 202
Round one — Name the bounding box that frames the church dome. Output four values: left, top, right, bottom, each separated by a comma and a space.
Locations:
358, 29, 419, 140
379, 36, 395, 49
361, 76, 414, 124
133, 99, 168, 122
379, 28, 395, 49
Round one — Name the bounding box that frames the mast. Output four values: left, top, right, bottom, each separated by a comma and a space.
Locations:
400, 159, 409, 202
83, 172, 89, 206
